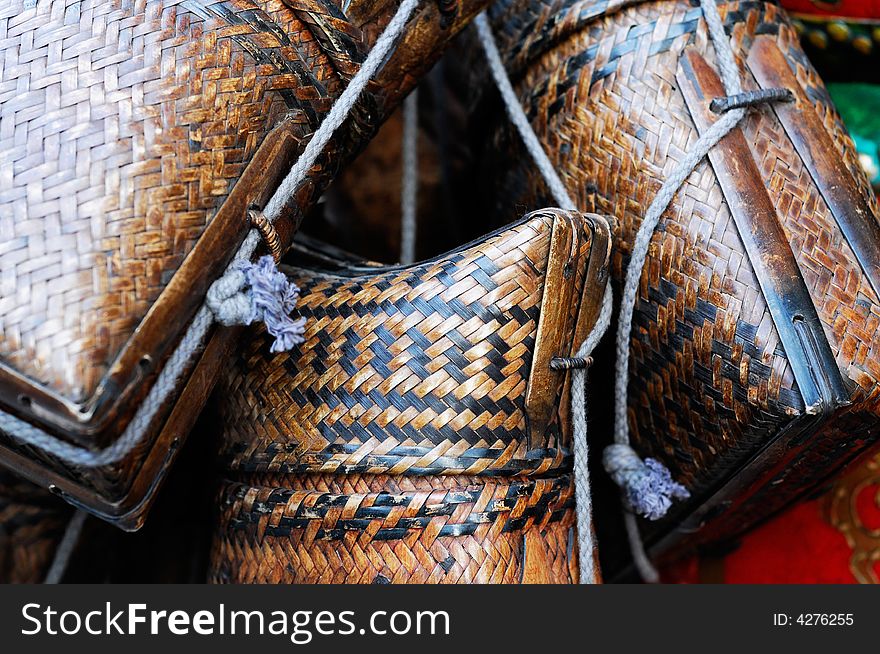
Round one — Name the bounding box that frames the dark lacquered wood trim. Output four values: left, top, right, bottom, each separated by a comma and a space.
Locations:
678, 47, 850, 414
748, 35, 880, 304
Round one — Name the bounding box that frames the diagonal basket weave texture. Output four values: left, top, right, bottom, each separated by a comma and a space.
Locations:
209, 209, 611, 583
0, 0, 492, 526
470, 0, 880, 555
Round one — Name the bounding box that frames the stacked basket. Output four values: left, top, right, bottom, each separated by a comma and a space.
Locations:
209, 209, 611, 583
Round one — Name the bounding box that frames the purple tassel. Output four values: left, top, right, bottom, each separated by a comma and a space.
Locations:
603, 444, 690, 520
238, 256, 306, 353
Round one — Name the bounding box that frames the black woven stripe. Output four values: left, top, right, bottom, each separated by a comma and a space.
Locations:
224, 477, 574, 539
230, 476, 570, 506
223, 447, 574, 476
293, 0, 365, 66
488, 0, 629, 72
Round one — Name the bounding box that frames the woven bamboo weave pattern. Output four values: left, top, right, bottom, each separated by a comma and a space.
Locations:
209, 473, 577, 583
0, 0, 336, 402
474, 0, 880, 546
216, 210, 611, 478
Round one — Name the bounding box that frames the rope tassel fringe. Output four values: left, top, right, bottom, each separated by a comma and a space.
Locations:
206, 255, 306, 353
603, 444, 690, 521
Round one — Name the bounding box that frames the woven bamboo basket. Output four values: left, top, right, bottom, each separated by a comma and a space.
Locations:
208, 208, 611, 583
0, 470, 71, 583
471, 0, 880, 555
0, 0, 492, 529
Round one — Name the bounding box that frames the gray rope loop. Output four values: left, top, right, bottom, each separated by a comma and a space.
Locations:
206, 268, 253, 327
603, 444, 690, 521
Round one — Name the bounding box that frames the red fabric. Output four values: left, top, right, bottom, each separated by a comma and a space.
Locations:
659, 500, 862, 583
722, 500, 857, 583
781, 0, 880, 20
659, 451, 880, 583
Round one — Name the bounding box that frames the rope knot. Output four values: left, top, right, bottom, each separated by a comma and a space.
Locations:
602, 444, 690, 520
206, 255, 306, 353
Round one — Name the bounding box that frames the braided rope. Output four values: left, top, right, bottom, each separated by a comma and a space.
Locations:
475, 14, 576, 210
0, 0, 422, 469
609, 0, 745, 580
